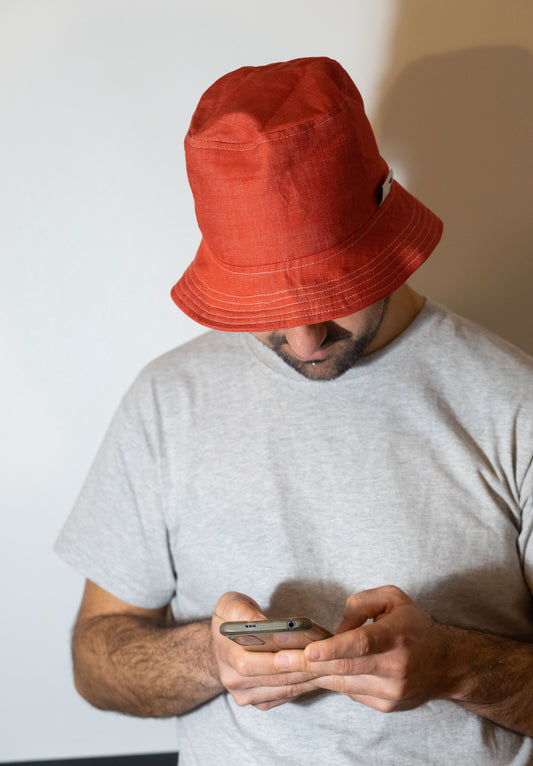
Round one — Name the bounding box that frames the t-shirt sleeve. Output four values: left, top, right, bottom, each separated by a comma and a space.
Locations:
54, 372, 176, 609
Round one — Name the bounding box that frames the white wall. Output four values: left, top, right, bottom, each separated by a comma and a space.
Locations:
1, 1, 532, 761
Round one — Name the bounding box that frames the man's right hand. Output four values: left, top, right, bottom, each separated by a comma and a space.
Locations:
212, 591, 320, 711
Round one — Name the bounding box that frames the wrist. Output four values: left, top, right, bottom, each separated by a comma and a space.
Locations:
436, 623, 533, 715
430, 623, 473, 702
435, 624, 479, 703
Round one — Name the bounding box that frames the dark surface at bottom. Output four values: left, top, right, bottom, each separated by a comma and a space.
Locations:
1, 753, 178, 766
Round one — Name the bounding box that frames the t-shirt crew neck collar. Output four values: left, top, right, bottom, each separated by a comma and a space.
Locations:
240, 297, 439, 384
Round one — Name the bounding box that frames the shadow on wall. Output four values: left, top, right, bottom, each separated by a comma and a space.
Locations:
374, 45, 533, 357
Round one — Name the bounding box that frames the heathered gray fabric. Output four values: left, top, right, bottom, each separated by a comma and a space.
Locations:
55, 299, 533, 765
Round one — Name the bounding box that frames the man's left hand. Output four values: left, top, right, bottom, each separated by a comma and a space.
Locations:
274, 584, 458, 712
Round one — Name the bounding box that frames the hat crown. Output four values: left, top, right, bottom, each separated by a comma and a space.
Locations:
185, 57, 387, 268
188, 57, 359, 143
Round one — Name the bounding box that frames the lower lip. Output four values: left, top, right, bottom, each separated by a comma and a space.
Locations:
294, 343, 335, 363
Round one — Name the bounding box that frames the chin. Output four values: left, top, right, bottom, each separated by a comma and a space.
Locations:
294, 356, 359, 381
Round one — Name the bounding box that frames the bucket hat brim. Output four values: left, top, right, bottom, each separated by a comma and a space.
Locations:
171, 179, 442, 332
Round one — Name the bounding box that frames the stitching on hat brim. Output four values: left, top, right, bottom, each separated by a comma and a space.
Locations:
171, 181, 443, 330
186, 205, 425, 308
184, 186, 433, 309
175, 257, 417, 329
189, 189, 418, 301
179, 225, 433, 320
179, 251, 419, 321
174, 211, 440, 326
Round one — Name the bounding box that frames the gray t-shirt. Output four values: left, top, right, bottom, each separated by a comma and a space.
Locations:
55, 300, 533, 765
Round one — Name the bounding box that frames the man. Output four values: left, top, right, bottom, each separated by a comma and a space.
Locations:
55, 57, 533, 764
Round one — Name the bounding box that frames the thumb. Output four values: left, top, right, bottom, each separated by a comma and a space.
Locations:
336, 585, 408, 633
213, 591, 267, 623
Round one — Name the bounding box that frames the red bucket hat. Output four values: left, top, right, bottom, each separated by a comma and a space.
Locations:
171, 57, 442, 331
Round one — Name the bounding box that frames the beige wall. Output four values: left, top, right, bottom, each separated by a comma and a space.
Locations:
374, 0, 533, 355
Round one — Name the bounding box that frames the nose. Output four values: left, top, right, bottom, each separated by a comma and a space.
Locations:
284, 323, 328, 360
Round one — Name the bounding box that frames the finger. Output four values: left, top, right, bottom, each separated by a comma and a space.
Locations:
337, 585, 410, 633
231, 678, 319, 708
313, 676, 412, 712
275, 621, 397, 676
314, 672, 407, 704
308, 620, 395, 663
232, 647, 323, 680
213, 591, 266, 624
313, 673, 381, 697
275, 649, 378, 678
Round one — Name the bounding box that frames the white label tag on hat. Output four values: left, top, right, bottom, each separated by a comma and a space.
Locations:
379, 168, 393, 205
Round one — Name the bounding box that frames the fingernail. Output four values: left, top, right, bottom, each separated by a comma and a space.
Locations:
307, 648, 320, 661
275, 653, 290, 669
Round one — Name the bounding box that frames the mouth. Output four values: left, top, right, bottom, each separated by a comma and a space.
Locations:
293, 340, 337, 363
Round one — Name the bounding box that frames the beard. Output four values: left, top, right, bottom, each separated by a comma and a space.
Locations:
261, 298, 390, 381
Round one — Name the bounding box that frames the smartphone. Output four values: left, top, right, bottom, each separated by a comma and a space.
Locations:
219, 617, 332, 651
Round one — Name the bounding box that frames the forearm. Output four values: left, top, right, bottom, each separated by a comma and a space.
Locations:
445, 624, 533, 736
72, 614, 224, 717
